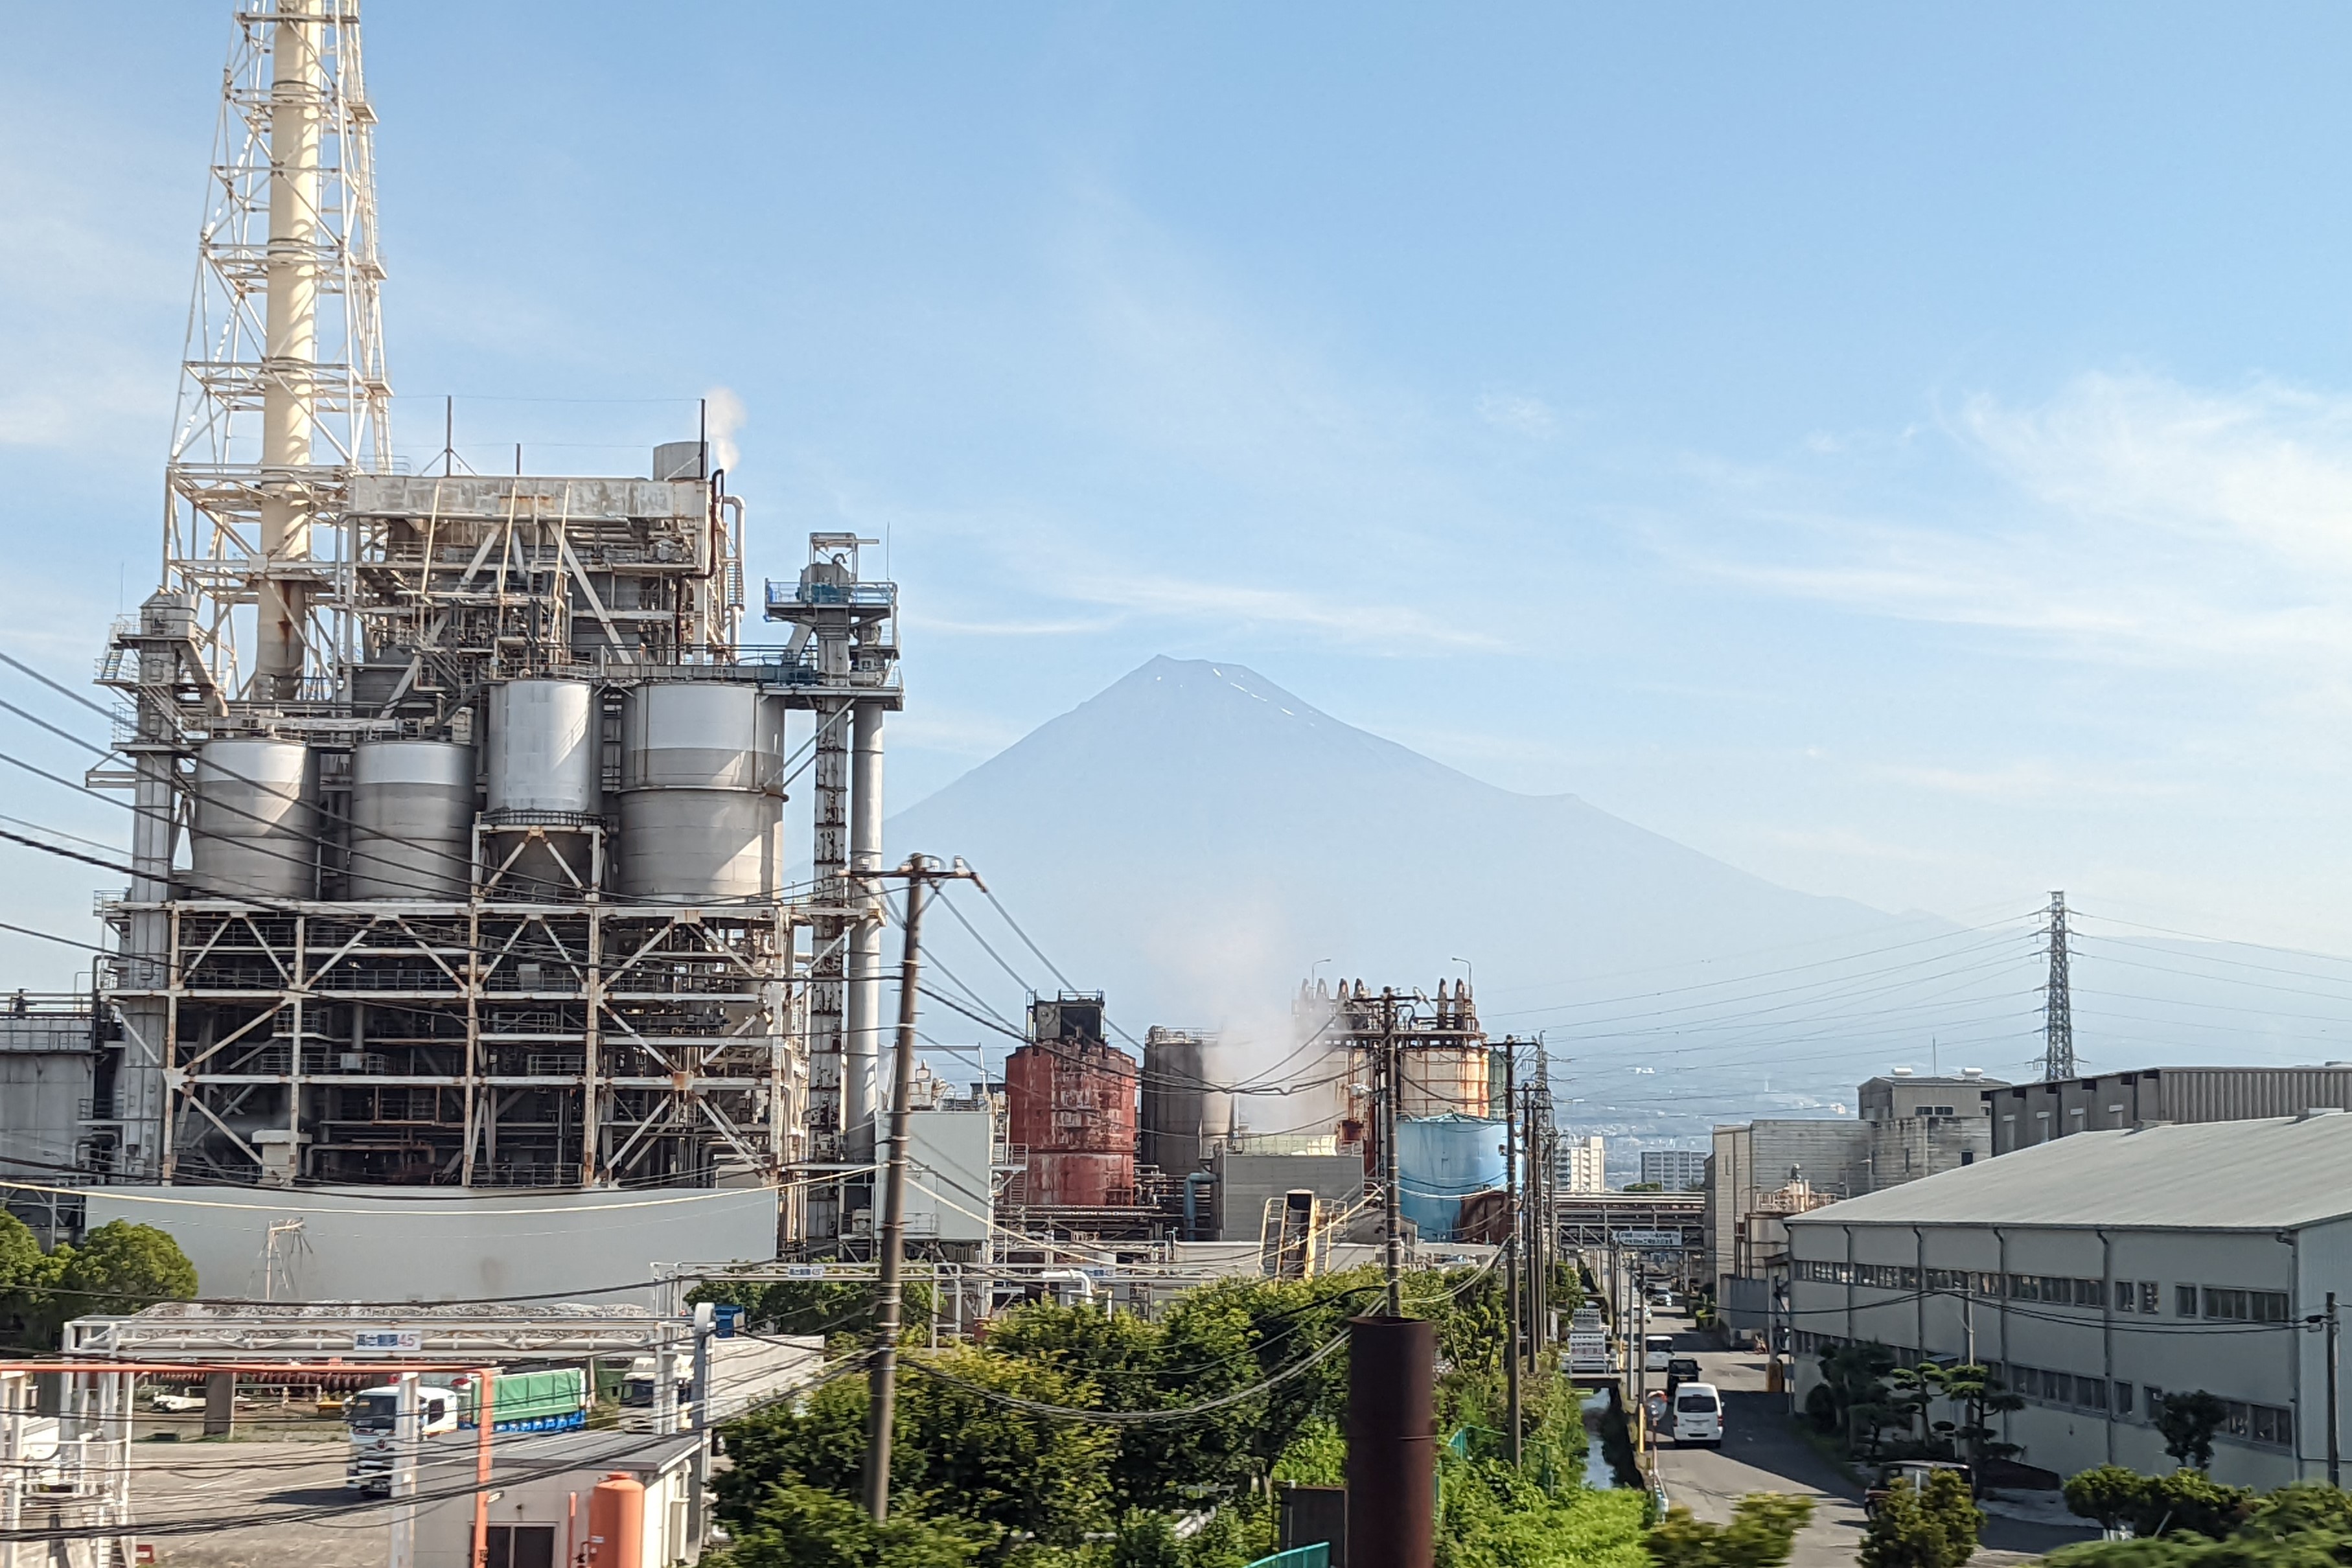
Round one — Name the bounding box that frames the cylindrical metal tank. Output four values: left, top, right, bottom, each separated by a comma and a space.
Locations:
1006, 1039, 1139, 1207
1396, 1114, 1508, 1242
348, 740, 474, 899
1346, 1316, 1436, 1568
485, 679, 599, 815
189, 737, 316, 899
1140, 1028, 1230, 1174
613, 683, 784, 901
1399, 1045, 1491, 1120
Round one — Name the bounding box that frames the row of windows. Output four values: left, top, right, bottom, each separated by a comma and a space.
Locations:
1788, 1335, 2294, 1449
1795, 1262, 2289, 1320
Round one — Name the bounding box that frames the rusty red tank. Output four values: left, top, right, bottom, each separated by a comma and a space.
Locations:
1007, 1000, 1138, 1207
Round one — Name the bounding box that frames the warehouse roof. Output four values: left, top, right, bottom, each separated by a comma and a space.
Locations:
1785, 1111, 2352, 1232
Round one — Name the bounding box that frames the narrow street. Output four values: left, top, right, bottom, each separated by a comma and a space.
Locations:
1635, 1311, 2097, 1568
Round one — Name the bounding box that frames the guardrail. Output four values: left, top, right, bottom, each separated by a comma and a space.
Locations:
1245, 1545, 1330, 1568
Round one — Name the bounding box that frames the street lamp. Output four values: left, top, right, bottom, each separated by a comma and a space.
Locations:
1449, 956, 1474, 993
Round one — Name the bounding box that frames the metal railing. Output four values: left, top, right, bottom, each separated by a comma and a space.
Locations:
1245, 1546, 1330, 1568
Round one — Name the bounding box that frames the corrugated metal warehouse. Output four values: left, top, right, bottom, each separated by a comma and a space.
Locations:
1786, 1112, 2352, 1488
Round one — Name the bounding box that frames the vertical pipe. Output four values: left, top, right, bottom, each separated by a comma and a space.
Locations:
387, 1374, 418, 1568
1381, 993, 1401, 1318
2330, 1292, 2342, 1487
472, 1365, 496, 1568
1346, 1316, 1435, 1568
844, 702, 887, 1149
865, 865, 926, 1521
256, 0, 324, 697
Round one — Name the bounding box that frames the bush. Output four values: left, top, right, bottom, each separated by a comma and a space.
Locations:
1860, 1468, 1979, 1568
1646, 1494, 1815, 1568
2066, 1467, 2147, 1532
715, 1482, 984, 1568
2048, 1481, 2352, 1568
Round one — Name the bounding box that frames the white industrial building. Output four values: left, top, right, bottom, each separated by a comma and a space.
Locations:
1560, 1135, 1608, 1194
1786, 1113, 2352, 1488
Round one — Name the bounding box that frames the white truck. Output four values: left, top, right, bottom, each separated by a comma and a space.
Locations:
343, 1384, 462, 1495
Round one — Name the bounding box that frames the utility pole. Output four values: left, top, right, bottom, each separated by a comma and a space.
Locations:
1382, 987, 1403, 1318
2330, 1292, 2342, 1487
1502, 1037, 1521, 1466
864, 855, 982, 1523
2043, 890, 2075, 1083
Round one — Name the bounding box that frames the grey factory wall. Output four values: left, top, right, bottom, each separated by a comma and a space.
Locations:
1212, 1152, 1368, 1242
82, 1184, 781, 1306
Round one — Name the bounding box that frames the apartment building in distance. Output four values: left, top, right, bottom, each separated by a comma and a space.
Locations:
1560, 1135, 1608, 1194
1640, 1149, 1710, 1191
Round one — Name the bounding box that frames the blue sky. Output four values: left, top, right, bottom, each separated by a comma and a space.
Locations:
6, 4, 2352, 987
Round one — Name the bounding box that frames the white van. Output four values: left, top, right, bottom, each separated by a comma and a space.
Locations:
1643, 1333, 1674, 1371
1671, 1381, 1724, 1446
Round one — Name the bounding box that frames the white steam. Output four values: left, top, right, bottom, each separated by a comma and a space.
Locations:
704, 386, 746, 473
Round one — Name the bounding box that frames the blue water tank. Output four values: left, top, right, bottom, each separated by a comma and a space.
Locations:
1396, 1114, 1510, 1241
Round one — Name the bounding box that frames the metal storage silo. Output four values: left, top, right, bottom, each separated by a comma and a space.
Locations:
1400, 1046, 1491, 1119
1006, 1037, 1139, 1208
613, 683, 785, 901
1396, 1114, 1508, 1242
348, 740, 474, 899
189, 737, 316, 899
1140, 1028, 1228, 1174
483, 680, 601, 897
485, 680, 599, 814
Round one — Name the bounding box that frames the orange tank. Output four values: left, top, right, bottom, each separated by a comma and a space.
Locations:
588, 1470, 645, 1568
1006, 1039, 1138, 1206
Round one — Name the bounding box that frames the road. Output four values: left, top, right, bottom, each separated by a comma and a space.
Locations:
1637, 1311, 2095, 1568
133, 1436, 398, 1567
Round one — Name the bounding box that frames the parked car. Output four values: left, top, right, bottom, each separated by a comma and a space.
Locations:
1665, 1355, 1701, 1394
1643, 1333, 1674, 1371
1670, 1382, 1724, 1446
1865, 1460, 1975, 1517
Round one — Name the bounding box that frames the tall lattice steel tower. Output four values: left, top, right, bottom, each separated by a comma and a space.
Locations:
165, 0, 390, 702
2042, 890, 2075, 1082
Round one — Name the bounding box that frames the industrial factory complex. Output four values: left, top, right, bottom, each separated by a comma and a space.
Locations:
0, 0, 1556, 1315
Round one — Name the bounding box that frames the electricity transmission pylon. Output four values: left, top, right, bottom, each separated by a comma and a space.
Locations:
2042, 890, 2075, 1082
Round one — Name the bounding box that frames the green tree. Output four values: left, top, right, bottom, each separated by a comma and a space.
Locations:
2125, 1472, 2254, 1541
1860, 1468, 1981, 1568
1886, 1365, 1949, 1452
715, 1348, 1116, 1561
1110, 1510, 1186, 1568
2154, 1392, 2230, 1473
717, 1481, 984, 1568
2064, 1467, 2147, 1533
1936, 1365, 2022, 1472
691, 1277, 936, 1345
0, 1213, 51, 1345
1647, 1494, 1816, 1568
1814, 1343, 1897, 1452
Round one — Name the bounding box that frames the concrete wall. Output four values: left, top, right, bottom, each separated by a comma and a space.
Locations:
83, 1184, 779, 1305
1786, 1214, 2352, 1489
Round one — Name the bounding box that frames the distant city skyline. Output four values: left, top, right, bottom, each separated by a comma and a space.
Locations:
9, 5, 2352, 993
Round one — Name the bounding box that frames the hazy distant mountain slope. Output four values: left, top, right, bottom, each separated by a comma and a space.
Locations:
885, 656, 1912, 1048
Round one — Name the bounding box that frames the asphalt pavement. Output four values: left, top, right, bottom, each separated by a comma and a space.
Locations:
1635, 1311, 2097, 1568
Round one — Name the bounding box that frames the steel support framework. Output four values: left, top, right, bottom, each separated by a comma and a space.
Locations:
111, 900, 801, 1188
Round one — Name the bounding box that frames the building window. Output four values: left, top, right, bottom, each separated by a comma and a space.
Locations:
2139, 1282, 2160, 1314
2040, 1275, 2071, 1301
2253, 1293, 2290, 1324
2075, 1279, 2106, 1308
2115, 1280, 2136, 1313
2116, 1383, 2134, 1415
2177, 1285, 2198, 1317
2220, 1401, 2295, 1449
2009, 1275, 2038, 1301
2075, 1376, 2106, 1411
